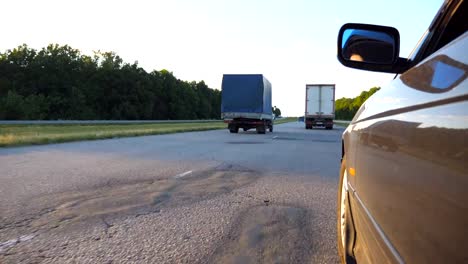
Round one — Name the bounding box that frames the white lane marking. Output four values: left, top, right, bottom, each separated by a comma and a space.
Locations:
0, 234, 35, 253
0, 239, 18, 253
272, 136, 278, 139
19, 234, 35, 242
174, 170, 193, 179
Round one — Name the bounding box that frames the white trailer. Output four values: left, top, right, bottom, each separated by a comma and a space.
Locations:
305, 84, 335, 129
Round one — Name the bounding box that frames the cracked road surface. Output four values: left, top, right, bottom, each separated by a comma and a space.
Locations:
0, 122, 342, 263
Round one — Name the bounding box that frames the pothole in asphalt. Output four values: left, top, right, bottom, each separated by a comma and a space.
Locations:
24, 166, 260, 232
210, 205, 312, 264
157, 169, 259, 207
215, 163, 255, 172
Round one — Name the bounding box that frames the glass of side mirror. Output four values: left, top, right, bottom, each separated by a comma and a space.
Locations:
340, 26, 397, 64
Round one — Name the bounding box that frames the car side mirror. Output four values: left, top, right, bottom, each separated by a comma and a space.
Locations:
338, 23, 408, 73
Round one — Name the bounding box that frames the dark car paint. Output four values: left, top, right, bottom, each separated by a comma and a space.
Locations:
341, 5, 467, 264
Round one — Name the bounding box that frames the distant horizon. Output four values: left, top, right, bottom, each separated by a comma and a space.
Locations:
1, 0, 443, 116
0, 42, 383, 100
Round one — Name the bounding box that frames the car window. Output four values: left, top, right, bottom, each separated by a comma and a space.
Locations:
407, 29, 431, 62
409, 0, 466, 66
434, 0, 467, 51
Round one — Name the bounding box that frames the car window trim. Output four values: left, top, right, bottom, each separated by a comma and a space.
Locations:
410, 0, 462, 66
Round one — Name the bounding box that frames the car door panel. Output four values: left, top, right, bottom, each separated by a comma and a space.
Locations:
348, 187, 402, 264
352, 33, 467, 263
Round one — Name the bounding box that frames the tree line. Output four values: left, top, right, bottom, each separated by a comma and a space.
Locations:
0, 44, 221, 120
272, 106, 281, 117
335, 87, 380, 120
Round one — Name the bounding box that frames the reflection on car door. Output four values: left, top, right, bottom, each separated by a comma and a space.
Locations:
353, 33, 468, 263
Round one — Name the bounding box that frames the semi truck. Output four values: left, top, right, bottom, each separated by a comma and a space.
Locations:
305, 84, 335, 130
221, 74, 273, 134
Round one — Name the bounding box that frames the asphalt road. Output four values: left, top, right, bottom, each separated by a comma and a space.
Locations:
0, 122, 343, 263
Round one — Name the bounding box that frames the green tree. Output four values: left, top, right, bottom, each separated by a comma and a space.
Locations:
335, 87, 380, 120
0, 44, 222, 121
272, 106, 282, 117
23, 94, 49, 120
0, 90, 25, 120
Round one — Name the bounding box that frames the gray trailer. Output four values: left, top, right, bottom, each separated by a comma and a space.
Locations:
221, 74, 273, 134
305, 84, 335, 129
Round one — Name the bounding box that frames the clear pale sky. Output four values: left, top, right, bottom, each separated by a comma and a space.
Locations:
1, 0, 443, 116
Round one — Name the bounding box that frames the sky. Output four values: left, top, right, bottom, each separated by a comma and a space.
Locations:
1, 0, 444, 116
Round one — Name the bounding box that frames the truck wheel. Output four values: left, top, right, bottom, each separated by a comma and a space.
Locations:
257, 126, 266, 134
229, 126, 239, 133
243, 128, 248, 131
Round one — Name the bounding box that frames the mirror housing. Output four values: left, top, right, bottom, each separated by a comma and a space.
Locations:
338, 23, 409, 73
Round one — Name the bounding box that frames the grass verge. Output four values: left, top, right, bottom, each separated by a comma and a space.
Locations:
0, 122, 226, 147
274, 117, 297, 124
0, 118, 299, 147
334, 120, 351, 127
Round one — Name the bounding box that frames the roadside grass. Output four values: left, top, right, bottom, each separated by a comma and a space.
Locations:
334, 120, 351, 127
0, 117, 299, 147
274, 117, 297, 124
0, 122, 226, 147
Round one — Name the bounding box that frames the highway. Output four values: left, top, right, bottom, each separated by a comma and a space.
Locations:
0, 121, 342, 263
